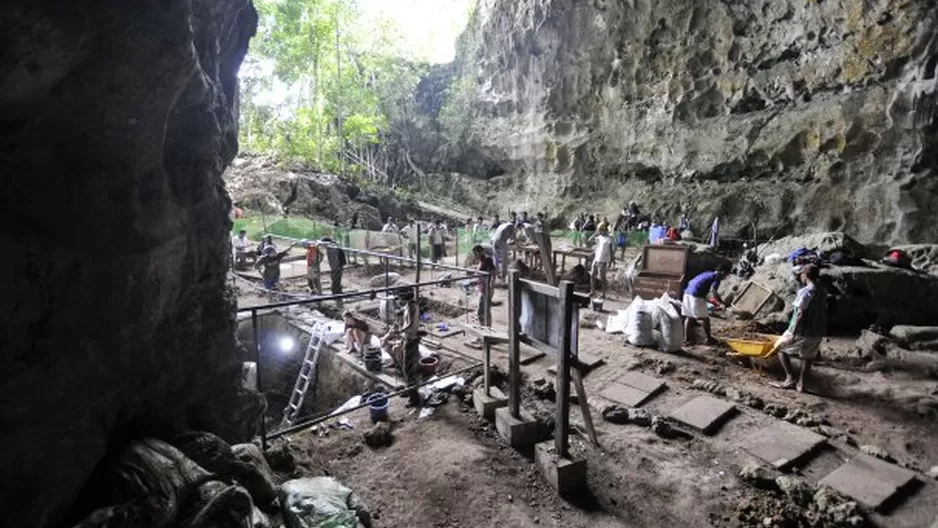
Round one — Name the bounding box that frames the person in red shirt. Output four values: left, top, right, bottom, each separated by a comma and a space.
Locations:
304, 240, 322, 293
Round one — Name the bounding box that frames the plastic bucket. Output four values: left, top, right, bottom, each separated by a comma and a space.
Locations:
591, 298, 604, 312
367, 392, 389, 422
363, 350, 382, 372
419, 355, 439, 376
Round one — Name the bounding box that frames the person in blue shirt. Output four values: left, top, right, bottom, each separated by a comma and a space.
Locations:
682, 265, 730, 345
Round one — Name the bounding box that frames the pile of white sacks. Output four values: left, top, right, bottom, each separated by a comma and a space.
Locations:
604, 294, 684, 352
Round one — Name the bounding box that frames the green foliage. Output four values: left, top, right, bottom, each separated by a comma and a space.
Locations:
239, 0, 436, 179
438, 75, 476, 147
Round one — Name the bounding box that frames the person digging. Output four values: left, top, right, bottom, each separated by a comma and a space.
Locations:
682, 265, 729, 346
771, 264, 827, 393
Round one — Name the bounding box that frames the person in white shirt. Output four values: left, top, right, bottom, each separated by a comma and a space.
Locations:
490, 222, 517, 281
381, 216, 398, 233
428, 221, 447, 263
232, 230, 252, 269
590, 227, 614, 297
400, 220, 418, 260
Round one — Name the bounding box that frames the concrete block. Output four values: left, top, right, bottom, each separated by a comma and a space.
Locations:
473, 386, 507, 420
495, 407, 539, 448
743, 421, 826, 470
819, 454, 917, 510
668, 395, 737, 435
535, 441, 587, 497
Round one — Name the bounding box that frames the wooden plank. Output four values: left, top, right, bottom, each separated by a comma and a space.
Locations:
535, 231, 557, 286
571, 366, 599, 447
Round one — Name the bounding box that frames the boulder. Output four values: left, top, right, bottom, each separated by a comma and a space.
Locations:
362, 423, 393, 449
281, 477, 372, 528
747, 257, 938, 330
890, 244, 938, 276
757, 232, 867, 261
889, 325, 938, 350
0, 2, 261, 526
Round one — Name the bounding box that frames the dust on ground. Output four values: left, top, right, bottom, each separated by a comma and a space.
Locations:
242, 250, 938, 528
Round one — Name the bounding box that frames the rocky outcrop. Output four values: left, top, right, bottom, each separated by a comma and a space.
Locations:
225, 154, 464, 227
0, 1, 258, 527
434, 0, 938, 244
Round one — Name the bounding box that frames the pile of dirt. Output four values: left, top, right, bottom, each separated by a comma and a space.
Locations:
720, 321, 774, 341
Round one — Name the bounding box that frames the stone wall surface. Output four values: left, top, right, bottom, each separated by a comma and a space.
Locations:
0, 1, 258, 526
442, 0, 938, 244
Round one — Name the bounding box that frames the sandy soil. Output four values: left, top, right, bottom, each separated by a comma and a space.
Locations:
241, 251, 938, 528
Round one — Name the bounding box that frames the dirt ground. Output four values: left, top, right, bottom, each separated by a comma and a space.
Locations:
240, 249, 938, 528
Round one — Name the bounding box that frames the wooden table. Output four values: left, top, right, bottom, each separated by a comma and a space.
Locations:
509, 243, 543, 270
552, 247, 594, 275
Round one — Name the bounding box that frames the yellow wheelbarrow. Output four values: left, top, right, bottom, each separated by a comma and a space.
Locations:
724, 334, 784, 372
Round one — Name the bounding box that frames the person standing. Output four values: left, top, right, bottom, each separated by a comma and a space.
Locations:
381, 216, 398, 233
398, 288, 423, 406
255, 244, 294, 290
429, 221, 446, 263
232, 229, 252, 270
324, 237, 346, 295
304, 240, 322, 294
589, 227, 614, 297
472, 245, 496, 325
400, 220, 418, 261
490, 221, 516, 282
350, 211, 359, 229
772, 264, 827, 392
682, 266, 730, 345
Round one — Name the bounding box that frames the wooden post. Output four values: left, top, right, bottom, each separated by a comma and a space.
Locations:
251, 309, 267, 452
415, 222, 421, 298
508, 269, 522, 418
483, 340, 491, 397
555, 280, 574, 457
571, 364, 599, 447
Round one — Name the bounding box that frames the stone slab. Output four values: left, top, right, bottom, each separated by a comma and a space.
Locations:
599, 372, 667, 407
667, 395, 737, 435
495, 407, 539, 448
743, 421, 826, 470
535, 440, 587, 497
576, 351, 605, 371
619, 371, 667, 394
473, 386, 507, 420
818, 454, 917, 510
599, 383, 655, 407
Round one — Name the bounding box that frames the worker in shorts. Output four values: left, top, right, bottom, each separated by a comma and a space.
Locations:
682, 265, 729, 345
589, 226, 614, 297
772, 264, 827, 392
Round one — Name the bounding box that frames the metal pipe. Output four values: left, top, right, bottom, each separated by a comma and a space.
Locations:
236, 274, 475, 313
264, 233, 470, 274
251, 309, 268, 452
267, 361, 483, 440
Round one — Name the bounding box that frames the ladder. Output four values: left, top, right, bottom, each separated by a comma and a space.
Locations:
281, 322, 327, 427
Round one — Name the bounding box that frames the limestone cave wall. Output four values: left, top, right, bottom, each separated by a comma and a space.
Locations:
447, 0, 938, 243
0, 1, 259, 526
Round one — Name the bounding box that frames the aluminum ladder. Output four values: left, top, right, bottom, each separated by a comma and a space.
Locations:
281, 322, 327, 427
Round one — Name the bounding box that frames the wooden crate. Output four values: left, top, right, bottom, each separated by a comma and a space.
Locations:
642, 244, 689, 275
633, 271, 684, 300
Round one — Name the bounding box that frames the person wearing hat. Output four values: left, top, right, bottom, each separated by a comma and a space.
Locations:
303, 239, 323, 294
772, 264, 827, 392
255, 243, 293, 290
